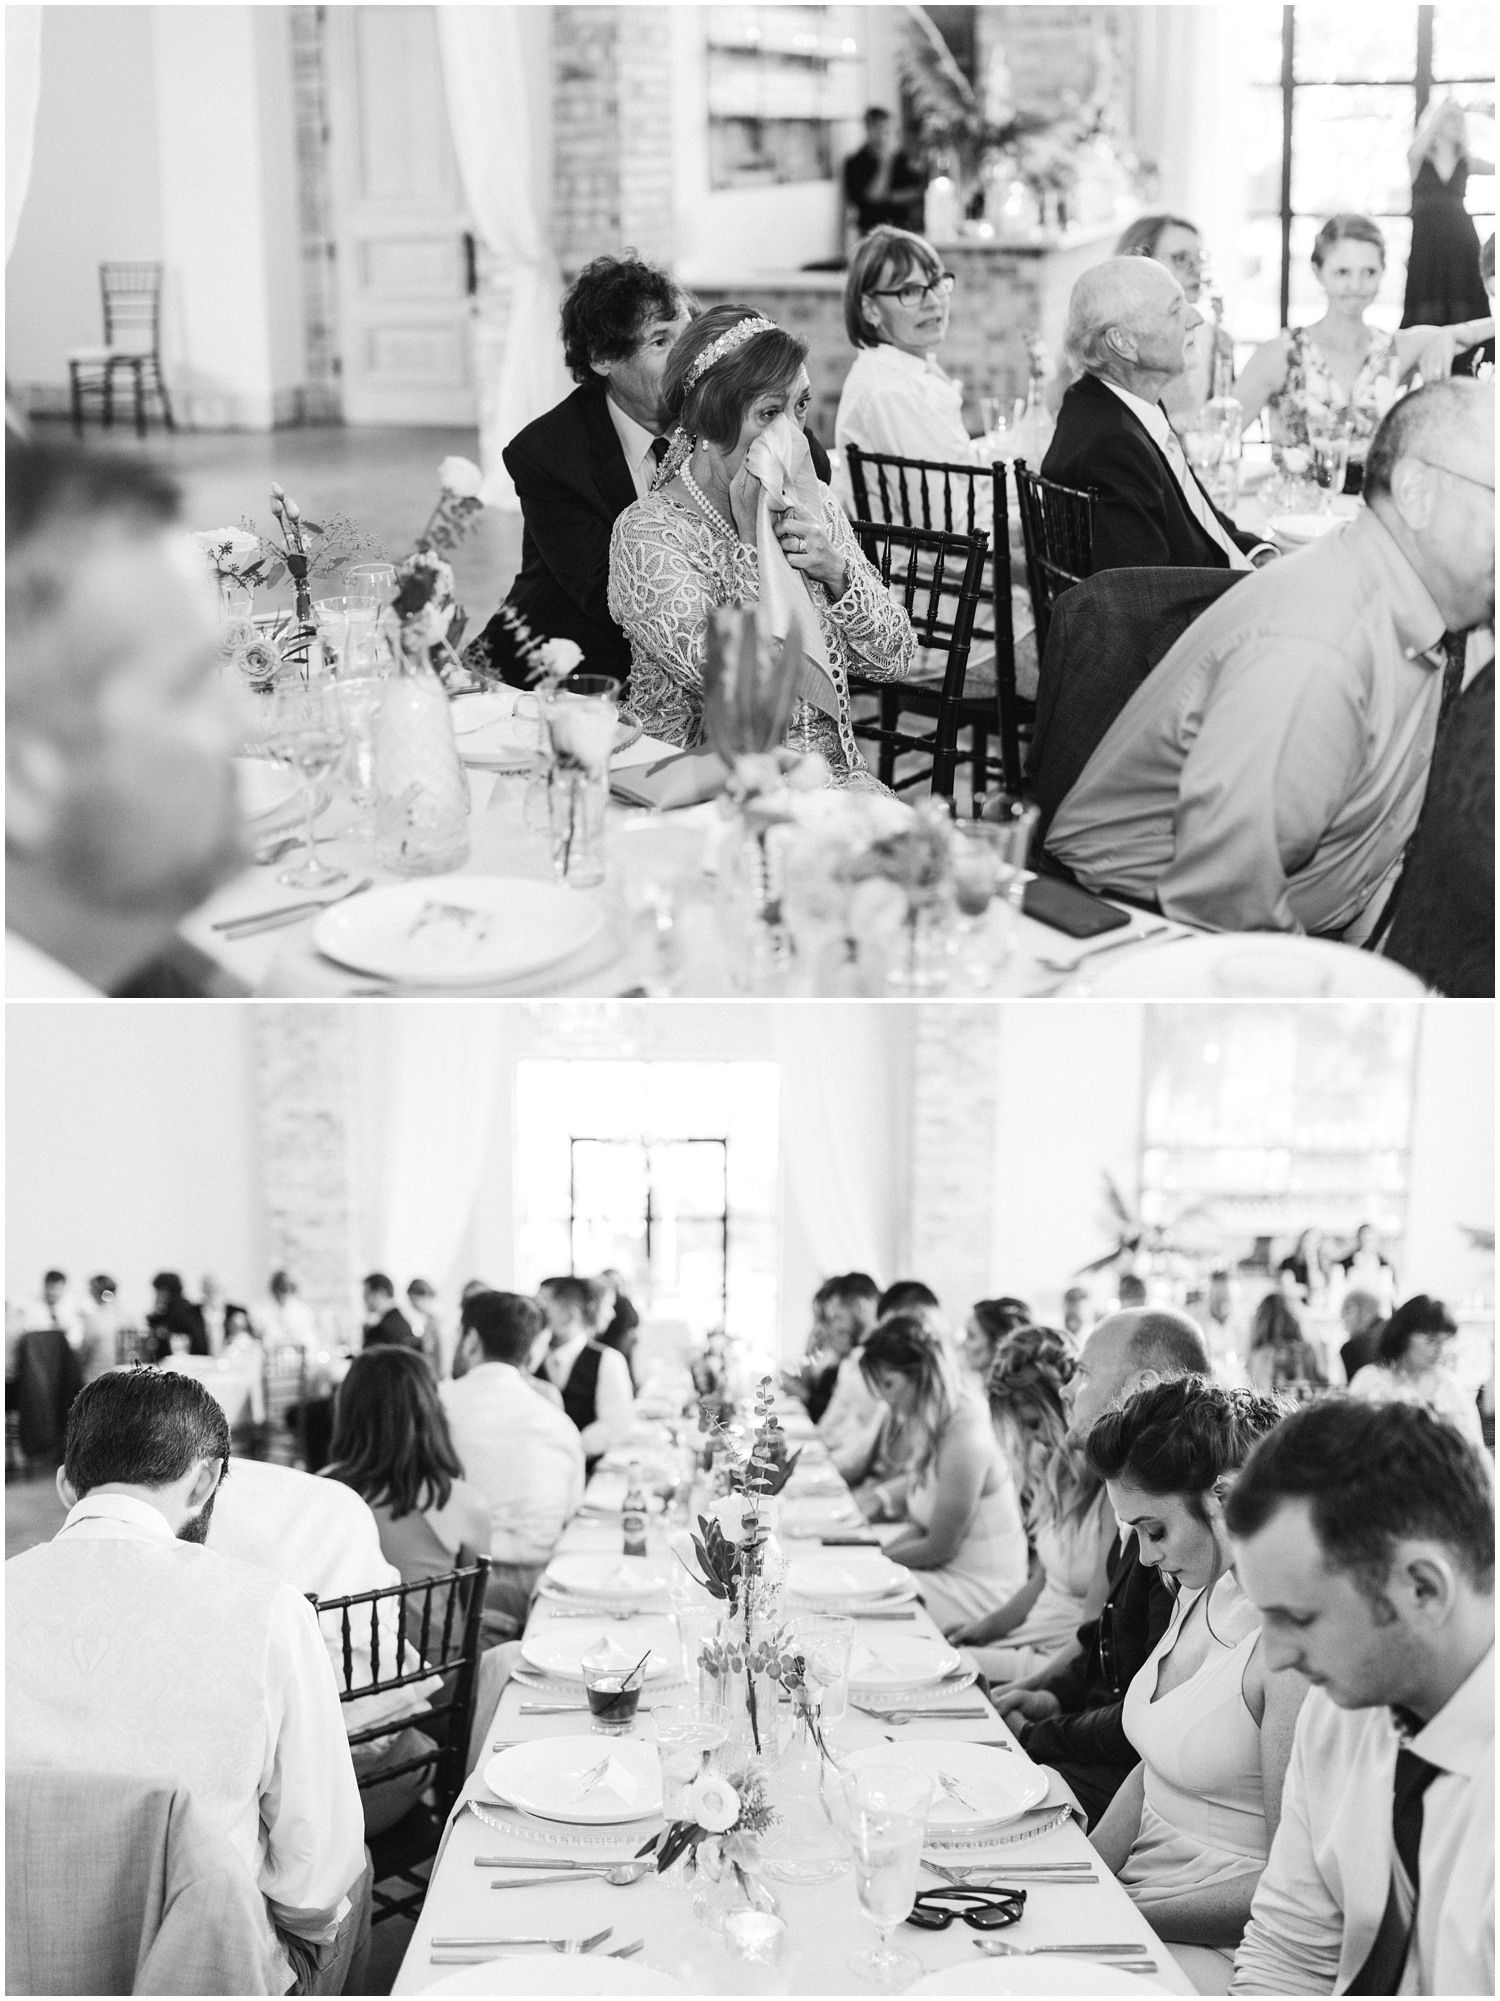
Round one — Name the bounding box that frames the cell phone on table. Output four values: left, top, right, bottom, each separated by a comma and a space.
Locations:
1021, 877, 1133, 939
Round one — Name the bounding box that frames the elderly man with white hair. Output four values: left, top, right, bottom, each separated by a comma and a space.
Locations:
1041, 256, 1275, 575
1046, 378, 1496, 941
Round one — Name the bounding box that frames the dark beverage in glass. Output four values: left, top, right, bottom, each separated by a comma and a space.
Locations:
585, 1673, 643, 1732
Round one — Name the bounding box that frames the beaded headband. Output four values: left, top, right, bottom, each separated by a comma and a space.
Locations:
684, 316, 780, 390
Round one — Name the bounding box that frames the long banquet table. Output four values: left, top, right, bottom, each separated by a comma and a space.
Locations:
392, 1420, 1192, 1995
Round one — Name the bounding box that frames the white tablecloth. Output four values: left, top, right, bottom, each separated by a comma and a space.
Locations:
392, 1437, 1193, 1996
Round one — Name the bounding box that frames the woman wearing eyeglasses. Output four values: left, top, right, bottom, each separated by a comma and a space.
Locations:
834, 227, 973, 472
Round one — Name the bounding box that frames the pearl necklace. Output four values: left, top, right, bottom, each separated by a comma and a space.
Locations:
680, 460, 737, 541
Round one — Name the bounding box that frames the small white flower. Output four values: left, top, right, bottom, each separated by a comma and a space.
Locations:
438, 455, 485, 499
536, 637, 584, 677
685, 1772, 740, 1835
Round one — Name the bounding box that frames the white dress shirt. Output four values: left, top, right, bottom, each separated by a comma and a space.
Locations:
441, 1361, 586, 1565
817, 1348, 885, 1480
6, 1492, 365, 1943
254, 1295, 319, 1352
1099, 378, 1255, 570
1347, 1364, 1485, 1450
1231, 1647, 1495, 1995
544, 1333, 634, 1460
834, 343, 975, 468
21, 1293, 85, 1346
606, 395, 668, 501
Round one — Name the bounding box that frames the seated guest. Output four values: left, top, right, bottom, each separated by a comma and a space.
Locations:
959, 1295, 1034, 1390
361, 1271, 416, 1351
1453, 231, 1495, 378
20, 1265, 82, 1343
785, 1273, 876, 1424
1383, 649, 1494, 996
5, 1371, 368, 1991
1277, 1227, 1329, 1304
842, 107, 925, 239
609, 305, 916, 789
536, 1275, 633, 1468
1337, 1288, 1385, 1384
1086, 1377, 1308, 1992
440, 1291, 586, 1630
1348, 1293, 1483, 1448
324, 1346, 491, 1592
834, 228, 974, 471
995, 1308, 1210, 1826
200, 1274, 228, 1357
808, 1272, 885, 1472
1201, 1269, 1252, 1388
950, 1327, 1111, 1685
1338, 1219, 1398, 1306
1046, 379, 1495, 937
78, 1273, 123, 1383
1227, 1400, 1494, 1996
1233, 214, 1494, 492
1246, 1294, 1328, 1398
1062, 1286, 1093, 1341
405, 1278, 450, 1378
146, 1270, 207, 1360
856, 1314, 1029, 1629
5, 441, 244, 996
1042, 258, 1276, 577
595, 1267, 640, 1391
256, 1268, 318, 1352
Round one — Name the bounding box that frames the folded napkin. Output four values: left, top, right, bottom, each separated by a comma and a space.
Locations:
610, 748, 728, 811
743, 414, 840, 721
578, 1756, 641, 1810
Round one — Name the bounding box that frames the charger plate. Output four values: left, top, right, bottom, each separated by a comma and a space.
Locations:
845, 1740, 1047, 1834
481, 1738, 662, 1825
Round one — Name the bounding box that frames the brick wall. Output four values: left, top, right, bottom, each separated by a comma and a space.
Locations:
553, 6, 676, 275
908, 1004, 1001, 1318
250, 1005, 360, 1332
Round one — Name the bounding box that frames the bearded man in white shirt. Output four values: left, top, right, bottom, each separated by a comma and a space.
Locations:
441, 1291, 586, 1630
1226, 1398, 1494, 1997
5, 1368, 369, 1994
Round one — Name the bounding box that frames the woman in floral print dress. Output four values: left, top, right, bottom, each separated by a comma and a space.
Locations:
608, 305, 915, 790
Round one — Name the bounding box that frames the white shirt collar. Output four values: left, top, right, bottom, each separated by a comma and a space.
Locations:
1098, 375, 1173, 446
59, 1491, 178, 1541
605, 394, 663, 477
868, 342, 946, 381
1408, 1643, 1494, 1780
547, 1331, 590, 1377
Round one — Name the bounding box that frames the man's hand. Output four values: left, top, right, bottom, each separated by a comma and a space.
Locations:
996, 1688, 1062, 1725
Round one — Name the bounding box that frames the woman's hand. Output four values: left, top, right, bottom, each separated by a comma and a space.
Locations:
852, 1482, 885, 1522
995, 1687, 1061, 1725
774, 503, 847, 599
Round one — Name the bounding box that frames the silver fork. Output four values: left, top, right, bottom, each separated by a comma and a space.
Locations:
430, 1926, 613, 1962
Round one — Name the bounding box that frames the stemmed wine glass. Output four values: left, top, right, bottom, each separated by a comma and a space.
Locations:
845, 1766, 936, 1990
1307, 412, 1353, 513
259, 682, 349, 887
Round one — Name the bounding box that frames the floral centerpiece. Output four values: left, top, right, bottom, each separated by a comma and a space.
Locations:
778, 794, 957, 993
193, 491, 381, 685
392, 457, 488, 689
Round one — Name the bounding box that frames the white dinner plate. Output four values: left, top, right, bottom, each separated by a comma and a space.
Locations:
546, 1553, 670, 1600
1270, 511, 1347, 544
778, 1496, 866, 1535
233, 755, 303, 822
786, 1549, 916, 1605
426, 1961, 685, 1997
453, 697, 643, 772
311, 876, 604, 988
482, 1737, 662, 1825
845, 1741, 1048, 1833
910, 1960, 1170, 1996
1080, 934, 1427, 1000
847, 1634, 960, 1692
521, 1623, 676, 1684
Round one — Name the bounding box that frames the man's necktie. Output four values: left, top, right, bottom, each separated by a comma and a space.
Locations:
1345, 1742, 1442, 1995
1156, 404, 1252, 571
649, 436, 669, 467
1435, 630, 1468, 736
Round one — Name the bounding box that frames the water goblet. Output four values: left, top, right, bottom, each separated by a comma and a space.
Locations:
950, 821, 1004, 986
790, 1613, 855, 1725
259, 683, 349, 888
845, 1766, 936, 1990
344, 562, 397, 602
1307, 416, 1352, 512
652, 1702, 728, 1823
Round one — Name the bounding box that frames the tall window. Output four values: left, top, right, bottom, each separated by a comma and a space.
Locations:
514, 1061, 780, 1368
1240, 3, 1495, 343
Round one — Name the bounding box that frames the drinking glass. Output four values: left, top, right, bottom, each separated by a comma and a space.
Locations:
332, 674, 385, 834
1307, 415, 1352, 512
259, 682, 349, 888
652, 1702, 728, 1822
219, 584, 254, 624
313, 595, 380, 675
791, 1613, 855, 1724
949, 821, 1004, 986
845, 1766, 936, 1989
542, 675, 620, 888
609, 818, 707, 997
581, 1641, 645, 1734
344, 562, 397, 602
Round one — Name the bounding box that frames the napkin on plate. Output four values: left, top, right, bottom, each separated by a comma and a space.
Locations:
577, 1756, 642, 1811
610, 749, 728, 810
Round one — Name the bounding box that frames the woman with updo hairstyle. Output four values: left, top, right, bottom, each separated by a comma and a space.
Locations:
1232, 213, 1493, 492
1245, 1293, 1327, 1398
1083, 1377, 1307, 1989
853, 1313, 1029, 1629
608, 303, 915, 788
946, 1326, 1111, 1679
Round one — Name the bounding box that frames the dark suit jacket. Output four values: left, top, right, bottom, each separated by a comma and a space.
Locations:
1041, 373, 1264, 577
1385, 659, 1495, 997
477, 378, 834, 688
363, 1308, 418, 1352
1028, 564, 1244, 845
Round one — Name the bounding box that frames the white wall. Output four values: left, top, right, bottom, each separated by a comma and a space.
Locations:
990, 1003, 1147, 1318
1405, 1005, 1495, 1305
6, 1006, 266, 1320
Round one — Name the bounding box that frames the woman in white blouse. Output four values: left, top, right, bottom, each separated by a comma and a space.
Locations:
834, 227, 973, 470
1348, 1294, 1483, 1448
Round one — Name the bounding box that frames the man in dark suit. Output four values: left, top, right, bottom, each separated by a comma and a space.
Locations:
361, 1273, 417, 1351
1042, 257, 1276, 577
842, 108, 926, 238
471, 254, 836, 689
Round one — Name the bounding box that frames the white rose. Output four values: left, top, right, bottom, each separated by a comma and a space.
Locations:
192, 527, 261, 564
537, 637, 584, 677
438, 455, 485, 499
684, 1772, 740, 1835
712, 1491, 759, 1544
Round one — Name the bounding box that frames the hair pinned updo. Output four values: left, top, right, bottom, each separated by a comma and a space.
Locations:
1084, 1375, 1289, 1517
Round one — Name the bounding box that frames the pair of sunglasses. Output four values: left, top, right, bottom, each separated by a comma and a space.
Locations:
907, 1886, 1027, 1932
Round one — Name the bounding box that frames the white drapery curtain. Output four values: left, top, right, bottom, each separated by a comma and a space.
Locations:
6, 8, 44, 264
437, 7, 571, 513
772, 1006, 897, 1286
353, 1006, 504, 1296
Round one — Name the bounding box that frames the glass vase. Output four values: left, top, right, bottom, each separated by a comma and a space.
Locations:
372, 637, 471, 876
717, 812, 792, 994
884, 897, 954, 994
759, 1706, 852, 1884
692, 1831, 779, 1934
